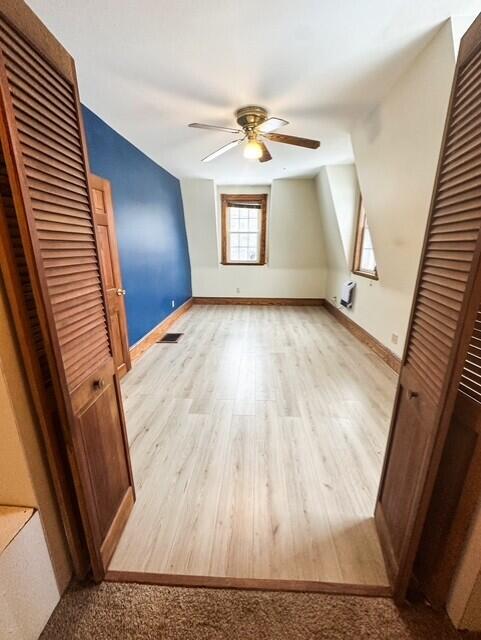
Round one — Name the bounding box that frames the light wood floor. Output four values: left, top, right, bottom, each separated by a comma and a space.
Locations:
110, 305, 397, 586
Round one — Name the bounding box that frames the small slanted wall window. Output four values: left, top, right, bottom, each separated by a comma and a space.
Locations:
352, 196, 378, 280
221, 194, 267, 265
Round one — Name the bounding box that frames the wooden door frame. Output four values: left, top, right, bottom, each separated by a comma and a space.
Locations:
2, 0, 478, 600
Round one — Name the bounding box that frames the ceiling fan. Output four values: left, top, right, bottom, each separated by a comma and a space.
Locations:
188, 105, 320, 163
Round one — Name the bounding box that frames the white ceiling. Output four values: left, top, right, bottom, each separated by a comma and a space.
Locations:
27, 1, 478, 184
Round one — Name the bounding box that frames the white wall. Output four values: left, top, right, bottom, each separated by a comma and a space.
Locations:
316, 19, 458, 358
0, 275, 71, 635
448, 495, 481, 631
180, 179, 218, 271
0, 511, 61, 640
315, 165, 411, 358
181, 178, 327, 298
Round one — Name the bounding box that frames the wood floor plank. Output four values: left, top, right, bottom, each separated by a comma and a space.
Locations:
110, 305, 397, 586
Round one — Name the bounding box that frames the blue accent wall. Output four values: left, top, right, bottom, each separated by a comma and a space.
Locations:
82, 106, 192, 346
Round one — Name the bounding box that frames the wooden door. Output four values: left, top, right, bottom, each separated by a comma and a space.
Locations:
91, 174, 131, 378
375, 13, 481, 601
0, 2, 134, 579
414, 379, 481, 607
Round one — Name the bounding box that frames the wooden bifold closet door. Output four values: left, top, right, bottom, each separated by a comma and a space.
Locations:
0, 2, 134, 579
376, 13, 481, 601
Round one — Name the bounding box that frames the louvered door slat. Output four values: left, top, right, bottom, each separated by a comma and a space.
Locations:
63, 336, 111, 372
59, 313, 107, 341
451, 89, 481, 128
417, 295, 459, 325
451, 86, 481, 124
430, 218, 481, 233
24, 157, 89, 190
28, 174, 89, 201
2, 46, 75, 107
0, 158, 51, 386
32, 198, 91, 216
19, 138, 86, 181
446, 103, 481, 145
418, 286, 462, 313
445, 118, 481, 156
452, 69, 480, 107
442, 141, 481, 175
18, 121, 84, 165
376, 17, 481, 601
48, 264, 99, 279
432, 209, 481, 224
426, 249, 473, 262
60, 320, 109, 352
44, 255, 98, 268
0, 23, 71, 99
17, 117, 83, 157
450, 102, 481, 139
7, 66, 78, 120
455, 53, 481, 89
11, 87, 82, 144
17, 109, 83, 157
412, 317, 453, 349
424, 264, 469, 282
56, 304, 105, 330
437, 181, 481, 202
31, 185, 90, 207
446, 118, 481, 155
36, 212, 93, 229
439, 161, 481, 188
422, 273, 465, 293
415, 309, 455, 342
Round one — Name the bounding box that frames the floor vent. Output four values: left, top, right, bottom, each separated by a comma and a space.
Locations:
158, 333, 183, 344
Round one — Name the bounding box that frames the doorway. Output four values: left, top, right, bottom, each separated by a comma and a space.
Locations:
1, 0, 481, 608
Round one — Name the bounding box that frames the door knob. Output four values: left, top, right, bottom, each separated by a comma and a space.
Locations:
93, 378, 105, 390
407, 389, 418, 400
116, 288, 126, 296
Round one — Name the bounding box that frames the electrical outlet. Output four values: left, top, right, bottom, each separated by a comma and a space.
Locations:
391, 333, 398, 345
171, 300, 175, 309
332, 296, 337, 302
236, 287, 240, 294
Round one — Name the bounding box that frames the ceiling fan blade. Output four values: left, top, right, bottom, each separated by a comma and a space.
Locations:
202, 138, 244, 162
258, 142, 272, 163
189, 122, 242, 134
257, 117, 289, 134
263, 132, 320, 149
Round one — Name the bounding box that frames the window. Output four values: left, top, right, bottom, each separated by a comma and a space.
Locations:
221, 194, 267, 265
352, 196, 378, 279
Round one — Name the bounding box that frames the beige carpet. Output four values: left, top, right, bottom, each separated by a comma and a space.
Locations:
40, 581, 481, 639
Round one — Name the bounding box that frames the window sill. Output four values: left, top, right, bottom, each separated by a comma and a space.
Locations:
221, 262, 267, 267
352, 270, 379, 281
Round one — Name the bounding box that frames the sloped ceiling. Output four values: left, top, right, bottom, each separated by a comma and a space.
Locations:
27, 0, 478, 183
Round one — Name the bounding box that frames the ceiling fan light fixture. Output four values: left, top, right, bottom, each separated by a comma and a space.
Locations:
243, 138, 263, 160
189, 106, 320, 163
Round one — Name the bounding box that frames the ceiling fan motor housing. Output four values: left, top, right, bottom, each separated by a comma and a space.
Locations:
235, 106, 268, 134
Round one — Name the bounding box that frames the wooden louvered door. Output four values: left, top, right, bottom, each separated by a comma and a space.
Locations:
375, 13, 481, 601
0, 3, 134, 579
414, 314, 481, 606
